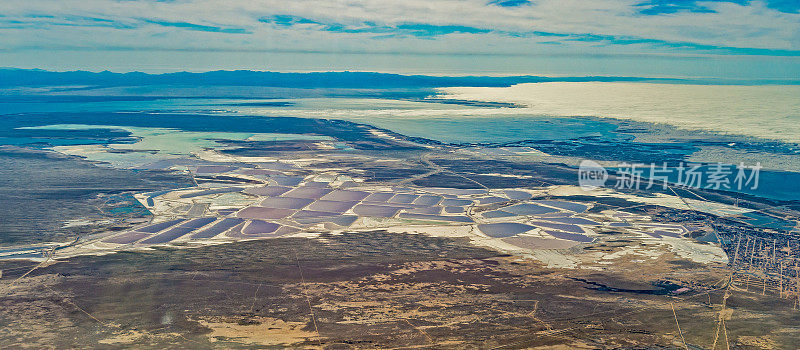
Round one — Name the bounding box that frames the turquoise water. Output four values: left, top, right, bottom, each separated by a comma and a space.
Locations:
350, 115, 624, 144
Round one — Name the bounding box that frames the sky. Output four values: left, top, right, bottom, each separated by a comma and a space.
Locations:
0, 0, 798, 77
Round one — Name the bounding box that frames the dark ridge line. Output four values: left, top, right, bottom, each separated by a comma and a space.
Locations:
0, 68, 770, 88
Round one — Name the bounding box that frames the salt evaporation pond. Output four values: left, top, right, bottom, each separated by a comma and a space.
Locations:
543, 217, 601, 226
413, 195, 442, 206
292, 210, 340, 219
237, 207, 295, 220
503, 204, 560, 216
398, 213, 474, 222
181, 217, 217, 229
321, 190, 370, 201
441, 199, 473, 206
139, 226, 194, 244
532, 200, 588, 213
478, 223, 536, 238
482, 210, 517, 218
389, 194, 419, 204
136, 219, 185, 233
271, 176, 304, 187
353, 204, 403, 217
406, 207, 442, 215
424, 188, 488, 196
530, 221, 585, 233
191, 218, 244, 238
283, 187, 332, 199
545, 230, 594, 243
364, 192, 395, 202
305, 200, 357, 213
479, 197, 510, 205
503, 190, 532, 200
260, 197, 314, 209
241, 220, 280, 235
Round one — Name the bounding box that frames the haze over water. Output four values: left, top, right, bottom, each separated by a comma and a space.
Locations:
439, 82, 800, 144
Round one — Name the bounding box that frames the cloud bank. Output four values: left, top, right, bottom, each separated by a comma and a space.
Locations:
0, 0, 797, 58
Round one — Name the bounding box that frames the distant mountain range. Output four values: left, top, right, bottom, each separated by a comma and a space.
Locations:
1, 69, 796, 88
0, 69, 677, 88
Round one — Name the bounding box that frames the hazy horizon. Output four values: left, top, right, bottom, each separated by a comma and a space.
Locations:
2, 59, 799, 84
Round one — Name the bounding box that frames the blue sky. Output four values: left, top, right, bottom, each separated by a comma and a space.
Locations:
0, 0, 797, 76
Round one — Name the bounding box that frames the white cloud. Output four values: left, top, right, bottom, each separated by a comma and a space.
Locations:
0, 0, 797, 55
